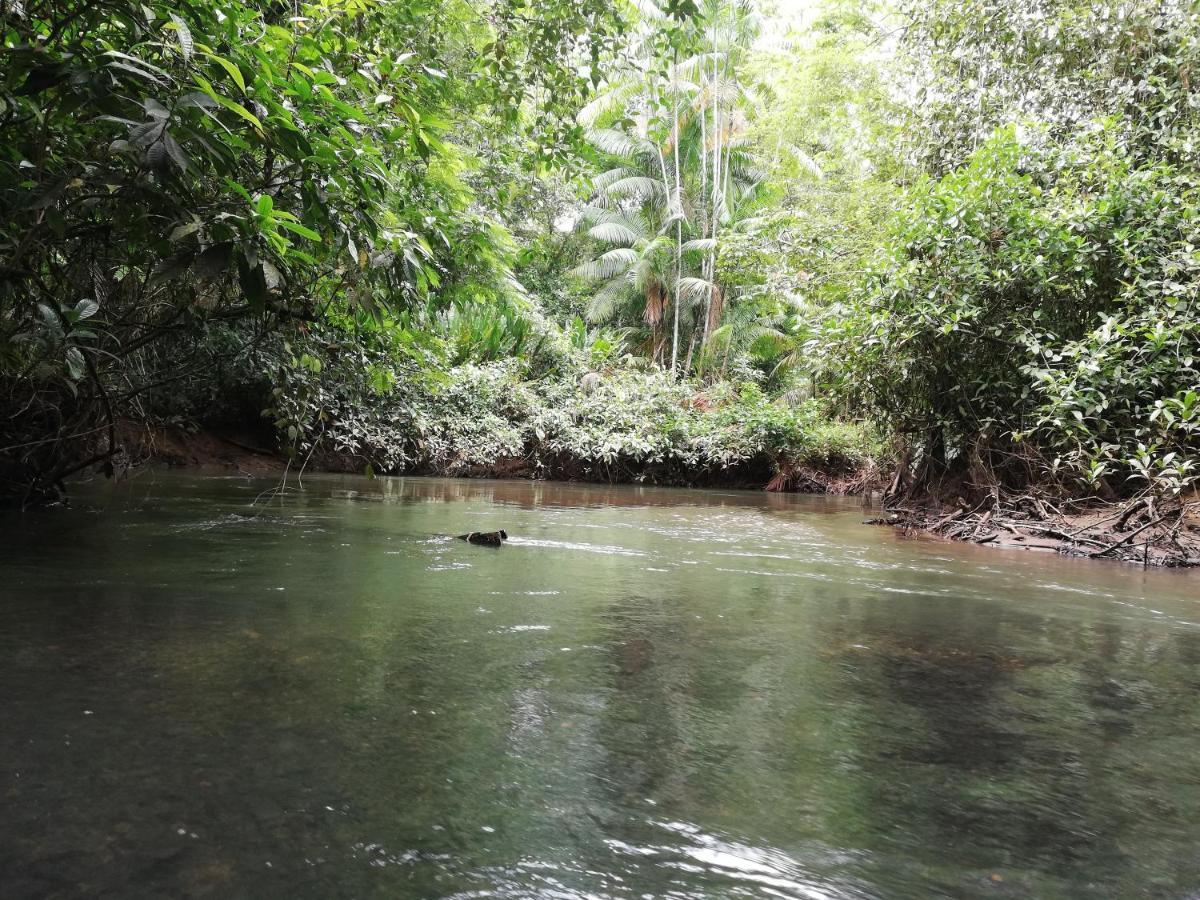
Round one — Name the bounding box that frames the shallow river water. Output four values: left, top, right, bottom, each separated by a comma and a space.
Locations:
3, 472, 1200, 899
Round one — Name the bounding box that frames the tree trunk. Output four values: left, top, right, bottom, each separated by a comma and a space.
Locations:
708, 33, 721, 303
699, 51, 712, 347
671, 50, 683, 375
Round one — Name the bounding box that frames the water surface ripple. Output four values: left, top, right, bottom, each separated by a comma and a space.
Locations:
2, 473, 1200, 898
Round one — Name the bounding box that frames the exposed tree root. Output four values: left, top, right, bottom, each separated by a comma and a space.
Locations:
764, 459, 884, 495
876, 486, 1200, 568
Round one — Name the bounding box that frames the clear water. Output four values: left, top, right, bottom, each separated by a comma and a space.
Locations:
3, 472, 1200, 899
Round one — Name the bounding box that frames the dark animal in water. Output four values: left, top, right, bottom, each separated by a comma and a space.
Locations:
458, 530, 508, 547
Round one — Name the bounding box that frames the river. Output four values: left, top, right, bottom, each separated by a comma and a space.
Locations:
2, 472, 1199, 898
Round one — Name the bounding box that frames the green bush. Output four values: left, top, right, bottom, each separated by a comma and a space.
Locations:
822, 126, 1200, 497
266, 321, 879, 486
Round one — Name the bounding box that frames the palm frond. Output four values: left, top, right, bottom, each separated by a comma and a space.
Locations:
590, 166, 640, 193
644, 234, 676, 257
706, 322, 735, 348
676, 51, 724, 78
577, 79, 641, 127
571, 246, 639, 281
676, 276, 717, 308
603, 175, 668, 202
785, 143, 824, 180
588, 222, 641, 245
588, 128, 656, 159
587, 275, 635, 323
632, 255, 663, 293
578, 206, 649, 235
659, 208, 686, 232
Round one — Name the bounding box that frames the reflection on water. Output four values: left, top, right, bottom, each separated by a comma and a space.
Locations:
2, 472, 1200, 898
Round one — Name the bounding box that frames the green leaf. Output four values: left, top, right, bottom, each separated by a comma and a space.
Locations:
276, 220, 321, 242
164, 133, 189, 172
106, 59, 167, 85
65, 347, 85, 381
169, 221, 202, 242
215, 95, 263, 131
168, 14, 194, 62
204, 53, 246, 92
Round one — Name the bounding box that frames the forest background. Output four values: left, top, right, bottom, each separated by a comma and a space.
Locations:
1, 0, 1197, 558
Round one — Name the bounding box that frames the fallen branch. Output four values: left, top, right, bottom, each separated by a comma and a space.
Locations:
1090, 510, 1175, 558
992, 520, 1108, 548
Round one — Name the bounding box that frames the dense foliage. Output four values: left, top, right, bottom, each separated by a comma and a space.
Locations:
821, 0, 1199, 503
3, 0, 1197, 524
263, 320, 876, 484
0, 0, 626, 500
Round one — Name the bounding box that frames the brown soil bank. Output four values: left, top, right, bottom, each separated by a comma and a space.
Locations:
876, 488, 1200, 568
119, 422, 285, 476
305, 446, 880, 493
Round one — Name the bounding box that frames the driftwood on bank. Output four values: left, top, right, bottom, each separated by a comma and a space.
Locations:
873, 488, 1200, 568
864, 436, 1200, 567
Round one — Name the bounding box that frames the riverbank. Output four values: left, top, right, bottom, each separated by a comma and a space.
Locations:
114, 422, 1200, 567
876, 491, 1200, 568
120, 421, 882, 494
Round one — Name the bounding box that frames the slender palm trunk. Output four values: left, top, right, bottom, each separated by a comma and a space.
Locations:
649, 71, 675, 372
699, 45, 714, 355
683, 328, 698, 373
706, 25, 722, 342
671, 51, 683, 375
699, 56, 708, 237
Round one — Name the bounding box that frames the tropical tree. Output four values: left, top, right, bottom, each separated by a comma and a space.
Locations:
711, 0, 900, 388
0, 0, 627, 503
570, 0, 766, 375
824, 0, 1200, 506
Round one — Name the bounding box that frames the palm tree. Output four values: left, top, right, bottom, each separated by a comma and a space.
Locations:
570, 1, 765, 375
572, 208, 677, 362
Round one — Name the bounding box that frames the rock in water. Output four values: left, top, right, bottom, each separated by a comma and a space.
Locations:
458, 530, 508, 547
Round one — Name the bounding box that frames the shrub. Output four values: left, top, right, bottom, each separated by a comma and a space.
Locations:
265, 322, 880, 487
821, 126, 1200, 498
